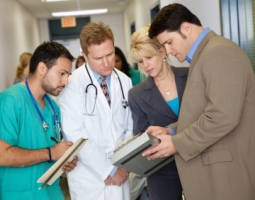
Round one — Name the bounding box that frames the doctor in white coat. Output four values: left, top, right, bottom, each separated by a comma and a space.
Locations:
58, 22, 133, 200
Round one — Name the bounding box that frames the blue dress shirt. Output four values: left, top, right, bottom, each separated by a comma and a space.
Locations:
186, 27, 210, 63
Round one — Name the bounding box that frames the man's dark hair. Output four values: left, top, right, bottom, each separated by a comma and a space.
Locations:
149, 3, 202, 39
30, 41, 75, 74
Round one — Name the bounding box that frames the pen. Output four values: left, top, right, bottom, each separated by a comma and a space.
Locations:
50, 137, 60, 143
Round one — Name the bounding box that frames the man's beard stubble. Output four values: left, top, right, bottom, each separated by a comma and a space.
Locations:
41, 74, 65, 97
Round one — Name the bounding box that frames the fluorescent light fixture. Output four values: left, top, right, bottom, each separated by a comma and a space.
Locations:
52, 9, 108, 17
42, 0, 71, 2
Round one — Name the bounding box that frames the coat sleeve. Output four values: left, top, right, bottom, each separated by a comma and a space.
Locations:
128, 87, 150, 135
169, 122, 177, 132
0, 94, 19, 146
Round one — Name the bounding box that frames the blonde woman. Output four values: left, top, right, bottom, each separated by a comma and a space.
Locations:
128, 25, 188, 200
14, 52, 32, 84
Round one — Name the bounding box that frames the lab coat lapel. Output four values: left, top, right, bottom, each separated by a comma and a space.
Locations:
110, 70, 119, 109
86, 65, 111, 112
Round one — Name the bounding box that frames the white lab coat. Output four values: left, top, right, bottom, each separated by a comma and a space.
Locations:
58, 64, 133, 200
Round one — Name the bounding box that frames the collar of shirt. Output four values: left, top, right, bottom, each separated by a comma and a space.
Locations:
86, 64, 111, 97
186, 27, 210, 63
86, 64, 111, 86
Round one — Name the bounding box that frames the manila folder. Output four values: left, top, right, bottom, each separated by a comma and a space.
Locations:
37, 137, 87, 187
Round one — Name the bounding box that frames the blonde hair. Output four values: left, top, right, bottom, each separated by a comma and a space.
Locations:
130, 25, 170, 77
130, 25, 165, 63
15, 52, 32, 81
80, 21, 114, 55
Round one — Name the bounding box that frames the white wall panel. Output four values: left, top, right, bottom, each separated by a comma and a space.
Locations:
0, 0, 40, 91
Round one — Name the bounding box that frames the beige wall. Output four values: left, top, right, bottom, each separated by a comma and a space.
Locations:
123, 0, 221, 66
0, 0, 40, 91
0, 0, 222, 90
161, 0, 221, 67
91, 13, 125, 52
160, 0, 221, 34
123, 0, 159, 62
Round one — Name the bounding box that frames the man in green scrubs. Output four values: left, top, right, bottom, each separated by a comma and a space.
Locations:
0, 42, 77, 200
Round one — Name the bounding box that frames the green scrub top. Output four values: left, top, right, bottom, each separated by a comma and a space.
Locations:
0, 84, 64, 200
129, 68, 142, 86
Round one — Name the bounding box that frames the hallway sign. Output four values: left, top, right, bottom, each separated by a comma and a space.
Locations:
61, 17, 76, 28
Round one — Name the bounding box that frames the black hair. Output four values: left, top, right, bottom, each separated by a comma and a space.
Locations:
29, 41, 75, 74
75, 56, 85, 69
149, 3, 202, 38
114, 46, 130, 76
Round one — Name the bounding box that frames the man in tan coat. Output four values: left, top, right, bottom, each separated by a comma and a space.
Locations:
143, 3, 255, 200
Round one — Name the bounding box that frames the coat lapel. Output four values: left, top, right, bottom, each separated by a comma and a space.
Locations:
140, 67, 187, 118
86, 64, 111, 111
109, 70, 119, 109
188, 31, 217, 78
172, 67, 187, 105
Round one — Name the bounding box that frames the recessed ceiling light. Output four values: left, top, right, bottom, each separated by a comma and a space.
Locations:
52, 9, 108, 17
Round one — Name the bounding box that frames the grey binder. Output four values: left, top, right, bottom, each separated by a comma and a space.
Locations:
109, 132, 174, 177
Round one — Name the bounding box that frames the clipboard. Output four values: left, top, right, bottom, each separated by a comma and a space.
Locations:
109, 133, 174, 177
37, 137, 87, 189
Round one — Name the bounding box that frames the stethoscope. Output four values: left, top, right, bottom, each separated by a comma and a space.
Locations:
25, 78, 63, 141
84, 64, 128, 116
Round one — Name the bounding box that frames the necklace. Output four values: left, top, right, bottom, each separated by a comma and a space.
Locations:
155, 67, 175, 96
163, 79, 174, 95
157, 74, 175, 96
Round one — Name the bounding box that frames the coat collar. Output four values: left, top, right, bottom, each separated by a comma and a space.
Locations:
82, 64, 120, 111
141, 66, 188, 118
84, 63, 119, 82
143, 66, 187, 90
188, 31, 217, 77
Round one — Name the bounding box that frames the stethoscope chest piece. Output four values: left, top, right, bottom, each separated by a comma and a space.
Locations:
122, 100, 128, 109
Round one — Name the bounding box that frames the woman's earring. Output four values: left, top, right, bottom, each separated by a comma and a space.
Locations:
163, 58, 166, 62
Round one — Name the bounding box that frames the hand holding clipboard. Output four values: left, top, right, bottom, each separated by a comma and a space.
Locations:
37, 138, 88, 189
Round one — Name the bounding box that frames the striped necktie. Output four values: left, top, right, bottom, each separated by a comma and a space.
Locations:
100, 75, 111, 106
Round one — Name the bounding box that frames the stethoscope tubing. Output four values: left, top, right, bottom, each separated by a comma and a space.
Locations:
84, 64, 128, 116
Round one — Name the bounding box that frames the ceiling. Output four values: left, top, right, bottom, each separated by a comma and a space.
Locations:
16, 0, 130, 19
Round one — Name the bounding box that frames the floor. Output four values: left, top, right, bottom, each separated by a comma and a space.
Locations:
59, 176, 186, 200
